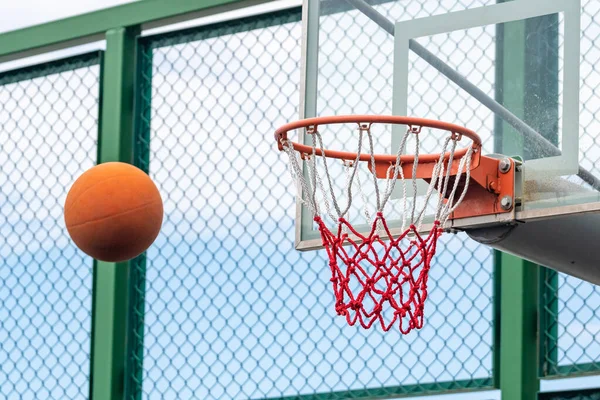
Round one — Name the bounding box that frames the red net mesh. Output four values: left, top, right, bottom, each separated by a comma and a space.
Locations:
315, 212, 443, 334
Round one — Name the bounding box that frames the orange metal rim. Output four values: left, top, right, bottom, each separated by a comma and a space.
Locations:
275, 115, 482, 165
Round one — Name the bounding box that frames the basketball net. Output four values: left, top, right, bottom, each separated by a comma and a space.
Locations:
278, 118, 475, 333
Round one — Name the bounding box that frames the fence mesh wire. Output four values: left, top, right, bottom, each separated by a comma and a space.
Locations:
541, 270, 600, 377
0, 53, 100, 400
133, 6, 494, 400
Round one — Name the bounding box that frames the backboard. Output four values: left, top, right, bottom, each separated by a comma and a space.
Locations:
294, 0, 600, 255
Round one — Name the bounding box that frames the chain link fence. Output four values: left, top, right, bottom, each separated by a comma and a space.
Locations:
0, 0, 599, 399
132, 5, 495, 399
0, 53, 100, 399
541, 270, 600, 377
133, 0, 600, 397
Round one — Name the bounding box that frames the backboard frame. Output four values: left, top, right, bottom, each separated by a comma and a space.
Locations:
392, 0, 581, 179
295, 0, 595, 252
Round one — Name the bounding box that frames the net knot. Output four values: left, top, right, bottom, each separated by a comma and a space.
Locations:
396, 304, 412, 317
390, 276, 399, 285
347, 265, 356, 275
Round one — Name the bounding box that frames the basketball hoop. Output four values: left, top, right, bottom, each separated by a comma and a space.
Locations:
275, 115, 514, 333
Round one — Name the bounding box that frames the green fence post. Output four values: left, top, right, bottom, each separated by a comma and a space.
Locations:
498, 252, 540, 400
89, 25, 141, 400
495, 3, 559, 398
539, 269, 559, 376
127, 38, 154, 400
495, 17, 540, 400
530, 10, 560, 377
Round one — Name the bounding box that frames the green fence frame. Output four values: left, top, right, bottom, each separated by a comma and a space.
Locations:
127, 32, 154, 400
0, 1, 599, 399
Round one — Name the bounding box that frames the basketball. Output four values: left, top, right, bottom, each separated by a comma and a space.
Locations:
64, 162, 163, 262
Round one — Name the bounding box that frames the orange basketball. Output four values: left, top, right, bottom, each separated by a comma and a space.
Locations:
64, 162, 163, 262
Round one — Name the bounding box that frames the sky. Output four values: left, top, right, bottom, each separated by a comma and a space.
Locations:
0, 1, 599, 399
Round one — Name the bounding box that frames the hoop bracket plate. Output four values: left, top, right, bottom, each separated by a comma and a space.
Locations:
444, 155, 517, 221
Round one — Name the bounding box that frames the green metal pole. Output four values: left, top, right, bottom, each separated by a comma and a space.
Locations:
495, 3, 559, 398
127, 39, 154, 400
526, 13, 560, 378
495, 10, 541, 400
499, 253, 540, 399
89, 26, 140, 400
0, 0, 263, 63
